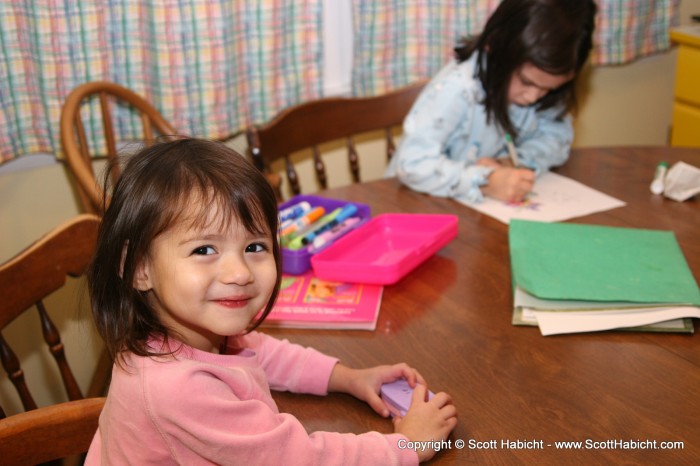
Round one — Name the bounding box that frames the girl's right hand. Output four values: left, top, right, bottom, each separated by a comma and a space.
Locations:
481, 166, 535, 203
393, 384, 458, 462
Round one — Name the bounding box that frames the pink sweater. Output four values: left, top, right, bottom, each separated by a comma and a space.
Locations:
85, 332, 417, 465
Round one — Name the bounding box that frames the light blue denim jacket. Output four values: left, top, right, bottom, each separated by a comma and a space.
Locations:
385, 55, 573, 203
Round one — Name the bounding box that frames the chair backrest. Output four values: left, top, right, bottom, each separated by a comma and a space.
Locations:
246, 80, 427, 199
60, 81, 178, 214
0, 215, 101, 418
0, 397, 105, 465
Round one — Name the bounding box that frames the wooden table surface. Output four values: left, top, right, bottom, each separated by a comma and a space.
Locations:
266, 147, 700, 465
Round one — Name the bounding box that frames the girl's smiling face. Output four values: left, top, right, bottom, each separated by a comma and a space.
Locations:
508, 62, 573, 107
133, 201, 277, 353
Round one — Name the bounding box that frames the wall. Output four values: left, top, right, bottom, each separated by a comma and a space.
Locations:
574, 50, 677, 146
1, 0, 699, 414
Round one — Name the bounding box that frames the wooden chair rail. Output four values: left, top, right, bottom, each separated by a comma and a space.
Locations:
247, 80, 427, 198
0, 397, 105, 465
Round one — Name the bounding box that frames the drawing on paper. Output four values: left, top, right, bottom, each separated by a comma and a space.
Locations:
504, 192, 541, 211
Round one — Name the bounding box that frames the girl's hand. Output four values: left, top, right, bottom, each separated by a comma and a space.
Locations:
327, 363, 425, 417
394, 385, 458, 463
475, 157, 514, 168
475, 157, 502, 169
481, 166, 535, 203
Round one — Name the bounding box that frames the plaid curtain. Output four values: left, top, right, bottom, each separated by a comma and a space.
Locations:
0, 0, 323, 162
351, 0, 500, 95
594, 0, 680, 64
351, 0, 680, 96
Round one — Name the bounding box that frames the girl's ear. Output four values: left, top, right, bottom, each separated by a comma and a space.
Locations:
133, 257, 152, 292
122, 240, 152, 291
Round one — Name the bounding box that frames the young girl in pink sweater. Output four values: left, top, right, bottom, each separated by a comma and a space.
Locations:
85, 138, 457, 465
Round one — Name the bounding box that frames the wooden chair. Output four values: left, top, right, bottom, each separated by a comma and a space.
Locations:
60, 81, 178, 214
60, 80, 282, 213
0, 397, 105, 465
246, 80, 427, 199
0, 214, 108, 419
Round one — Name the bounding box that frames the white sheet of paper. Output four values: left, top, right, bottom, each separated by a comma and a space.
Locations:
518, 308, 691, 331
531, 307, 700, 336
459, 172, 626, 224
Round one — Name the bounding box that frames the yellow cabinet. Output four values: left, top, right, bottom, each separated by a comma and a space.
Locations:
670, 26, 700, 147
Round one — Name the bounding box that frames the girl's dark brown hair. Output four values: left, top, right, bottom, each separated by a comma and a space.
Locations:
455, 0, 597, 138
88, 138, 281, 363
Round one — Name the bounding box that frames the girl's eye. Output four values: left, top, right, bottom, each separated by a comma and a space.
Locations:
192, 246, 216, 255
245, 242, 268, 253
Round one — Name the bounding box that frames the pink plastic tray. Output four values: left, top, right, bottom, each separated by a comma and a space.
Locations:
311, 213, 458, 284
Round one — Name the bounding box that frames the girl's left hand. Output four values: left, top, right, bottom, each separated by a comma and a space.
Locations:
328, 363, 425, 417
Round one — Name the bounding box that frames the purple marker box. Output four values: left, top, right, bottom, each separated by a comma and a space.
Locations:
278, 195, 370, 275
280, 197, 458, 281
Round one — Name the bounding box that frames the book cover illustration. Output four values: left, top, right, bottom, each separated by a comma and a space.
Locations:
263, 272, 383, 330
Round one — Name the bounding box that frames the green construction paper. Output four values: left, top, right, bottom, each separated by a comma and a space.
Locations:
509, 220, 700, 305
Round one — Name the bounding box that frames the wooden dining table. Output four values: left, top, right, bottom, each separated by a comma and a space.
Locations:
265, 146, 700, 465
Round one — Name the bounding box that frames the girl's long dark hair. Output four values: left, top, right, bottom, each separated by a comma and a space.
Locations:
88, 138, 281, 364
455, 0, 597, 138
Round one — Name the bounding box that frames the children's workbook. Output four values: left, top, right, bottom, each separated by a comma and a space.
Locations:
459, 172, 626, 224
509, 220, 700, 336
262, 271, 383, 330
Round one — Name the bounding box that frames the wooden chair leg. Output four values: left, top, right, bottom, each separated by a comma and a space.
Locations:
264, 171, 283, 202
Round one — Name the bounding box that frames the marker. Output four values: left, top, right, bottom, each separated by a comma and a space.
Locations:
285, 207, 343, 250
309, 217, 360, 253
504, 134, 520, 167
279, 201, 311, 222
279, 202, 312, 231
650, 161, 669, 195
279, 206, 325, 238
301, 203, 358, 245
